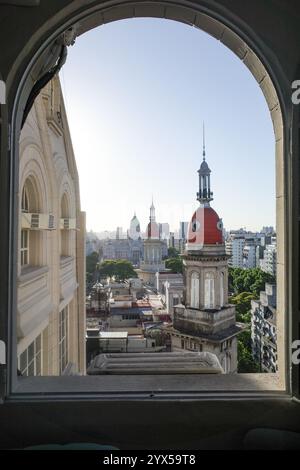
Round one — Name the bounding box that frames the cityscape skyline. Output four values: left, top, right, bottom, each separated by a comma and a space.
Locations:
61, 18, 275, 233
87, 215, 275, 239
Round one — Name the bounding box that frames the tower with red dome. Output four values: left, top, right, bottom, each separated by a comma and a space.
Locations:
170, 130, 242, 373
136, 199, 166, 286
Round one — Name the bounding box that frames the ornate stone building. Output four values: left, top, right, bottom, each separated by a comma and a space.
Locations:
18, 76, 86, 376
170, 139, 241, 373
137, 200, 166, 286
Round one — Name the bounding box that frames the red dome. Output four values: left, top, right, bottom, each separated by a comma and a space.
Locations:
186, 206, 223, 250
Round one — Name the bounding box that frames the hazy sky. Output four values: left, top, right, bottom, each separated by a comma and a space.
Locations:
61, 18, 275, 234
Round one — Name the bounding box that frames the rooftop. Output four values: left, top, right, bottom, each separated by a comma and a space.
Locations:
99, 332, 128, 339
109, 307, 153, 316
87, 352, 223, 375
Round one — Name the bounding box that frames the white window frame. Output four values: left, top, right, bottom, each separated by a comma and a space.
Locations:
190, 272, 199, 308
220, 272, 224, 307
20, 229, 29, 267
18, 334, 42, 377
59, 306, 69, 375
20, 186, 30, 267
204, 273, 215, 309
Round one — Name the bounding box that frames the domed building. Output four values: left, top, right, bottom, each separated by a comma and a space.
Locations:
128, 212, 141, 240
136, 200, 166, 286
170, 139, 242, 373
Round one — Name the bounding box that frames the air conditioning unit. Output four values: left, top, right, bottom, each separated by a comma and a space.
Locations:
22, 212, 55, 230
60, 217, 76, 230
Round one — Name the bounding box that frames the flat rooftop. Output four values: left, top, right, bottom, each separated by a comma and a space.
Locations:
87, 352, 223, 375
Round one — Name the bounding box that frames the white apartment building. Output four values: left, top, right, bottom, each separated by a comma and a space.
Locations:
243, 242, 257, 268
159, 223, 170, 240
179, 221, 189, 241
251, 283, 277, 372
226, 237, 245, 268
260, 238, 277, 277
18, 76, 86, 376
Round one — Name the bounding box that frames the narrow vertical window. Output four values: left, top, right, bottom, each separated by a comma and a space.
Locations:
21, 186, 29, 266
190, 272, 200, 308
204, 272, 215, 309
220, 272, 224, 307
59, 306, 69, 374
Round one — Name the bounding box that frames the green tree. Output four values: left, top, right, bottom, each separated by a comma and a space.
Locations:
146, 328, 169, 347
86, 251, 99, 274
98, 259, 137, 281
229, 267, 275, 296
86, 251, 100, 286
237, 329, 260, 373
231, 291, 255, 322
167, 247, 179, 258
165, 257, 183, 273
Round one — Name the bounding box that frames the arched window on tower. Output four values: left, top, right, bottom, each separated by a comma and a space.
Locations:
190, 272, 200, 308
204, 272, 215, 309
220, 271, 224, 307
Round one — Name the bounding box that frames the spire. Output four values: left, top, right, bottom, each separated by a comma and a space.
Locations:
202, 122, 206, 161
197, 126, 213, 205
150, 197, 156, 222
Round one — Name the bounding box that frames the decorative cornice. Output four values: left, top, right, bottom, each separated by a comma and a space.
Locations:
183, 254, 230, 262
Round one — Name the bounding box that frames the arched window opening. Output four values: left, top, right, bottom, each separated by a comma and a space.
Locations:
220, 272, 224, 308
190, 272, 200, 309
204, 272, 215, 309
20, 178, 41, 269
10, 4, 286, 392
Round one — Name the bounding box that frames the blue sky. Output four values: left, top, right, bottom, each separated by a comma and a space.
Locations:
61, 18, 275, 234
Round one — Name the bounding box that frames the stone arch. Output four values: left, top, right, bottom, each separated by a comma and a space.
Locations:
19, 143, 51, 213
61, 192, 69, 219
59, 173, 76, 218
59, 175, 76, 258
21, 175, 40, 214
6, 1, 289, 387
19, 172, 45, 270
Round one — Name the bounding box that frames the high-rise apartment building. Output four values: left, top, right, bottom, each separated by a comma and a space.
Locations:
179, 221, 189, 241
251, 283, 277, 372
260, 237, 277, 277
226, 237, 245, 268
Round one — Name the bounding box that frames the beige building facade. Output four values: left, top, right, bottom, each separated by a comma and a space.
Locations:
17, 76, 86, 376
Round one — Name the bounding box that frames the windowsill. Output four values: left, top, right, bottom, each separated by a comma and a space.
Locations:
18, 265, 49, 284
10, 373, 287, 402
